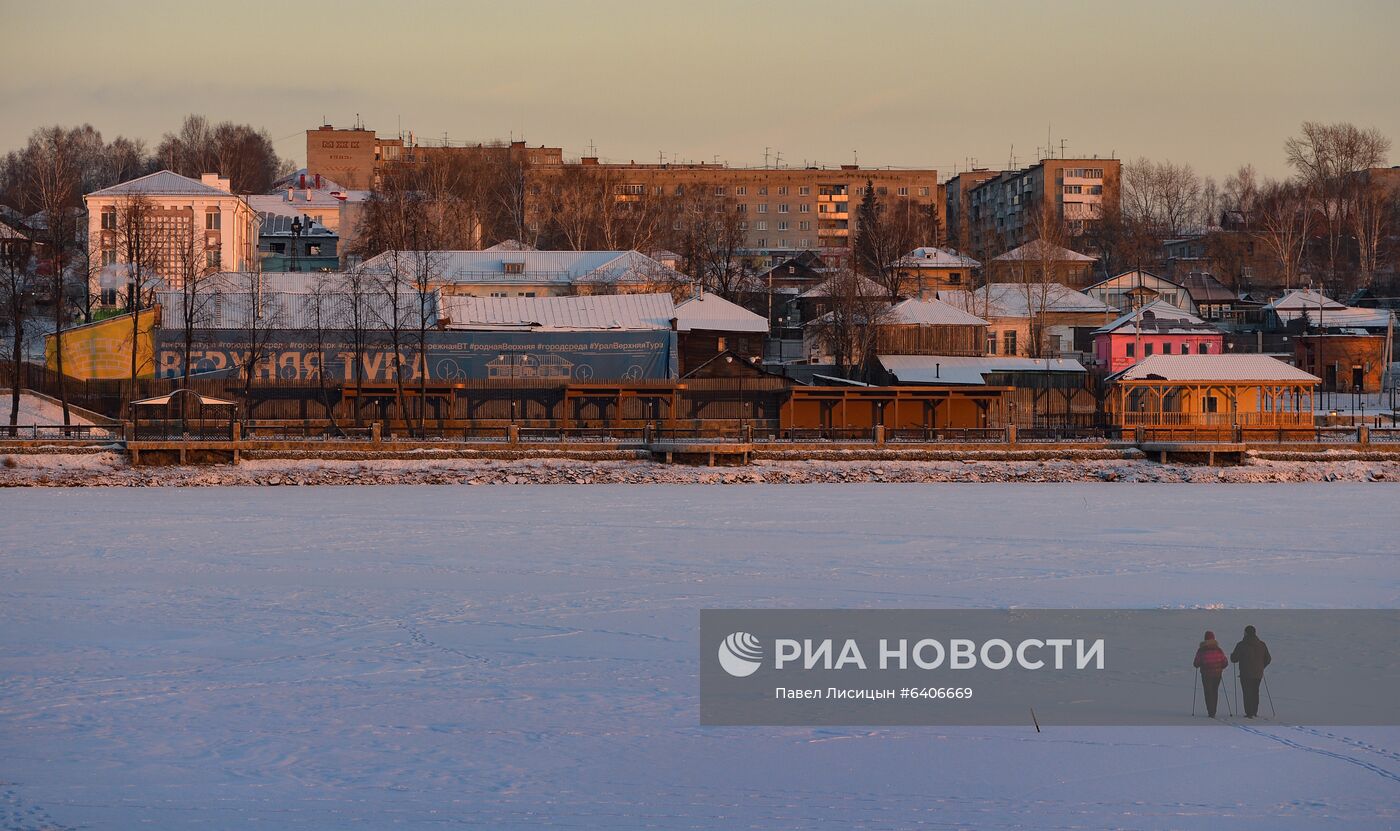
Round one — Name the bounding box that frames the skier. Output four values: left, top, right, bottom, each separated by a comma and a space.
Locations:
1193, 630, 1229, 718
1231, 625, 1272, 719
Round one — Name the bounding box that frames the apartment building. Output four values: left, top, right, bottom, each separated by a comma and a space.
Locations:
306, 125, 943, 264
943, 168, 1002, 251
85, 171, 258, 306
964, 158, 1120, 262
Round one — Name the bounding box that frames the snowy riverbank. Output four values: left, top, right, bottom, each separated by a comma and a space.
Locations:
2, 449, 1398, 486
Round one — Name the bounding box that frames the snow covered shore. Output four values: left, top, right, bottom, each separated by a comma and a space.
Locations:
1, 448, 1398, 486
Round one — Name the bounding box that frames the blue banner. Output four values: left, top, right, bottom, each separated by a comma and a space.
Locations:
156, 329, 678, 382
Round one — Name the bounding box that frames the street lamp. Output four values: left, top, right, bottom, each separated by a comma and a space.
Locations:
289, 216, 303, 272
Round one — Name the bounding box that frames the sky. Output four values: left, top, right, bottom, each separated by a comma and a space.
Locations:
3, 0, 1397, 182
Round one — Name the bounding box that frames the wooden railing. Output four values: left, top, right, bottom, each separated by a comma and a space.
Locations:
1119, 411, 1312, 427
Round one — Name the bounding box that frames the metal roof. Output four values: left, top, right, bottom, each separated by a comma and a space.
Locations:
1301, 307, 1395, 329
895, 247, 981, 269
878, 354, 1087, 386
991, 239, 1096, 262
1093, 300, 1219, 335
674, 293, 770, 333
797, 274, 888, 298
1265, 289, 1344, 311
1110, 354, 1320, 383
885, 298, 988, 326
441, 293, 674, 330
88, 170, 231, 197
939, 283, 1114, 317
361, 249, 688, 287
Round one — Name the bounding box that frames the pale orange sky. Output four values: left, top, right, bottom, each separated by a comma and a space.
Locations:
3, 0, 1397, 181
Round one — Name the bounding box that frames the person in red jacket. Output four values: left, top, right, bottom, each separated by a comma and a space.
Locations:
1193, 630, 1230, 718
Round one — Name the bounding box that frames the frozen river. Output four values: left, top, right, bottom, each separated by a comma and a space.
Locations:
1, 484, 1397, 829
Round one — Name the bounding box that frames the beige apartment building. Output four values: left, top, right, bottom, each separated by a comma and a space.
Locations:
964, 158, 1120, 263
943, 168, 1002, 251
306, 125, 943, 263
85, 170, 258, 306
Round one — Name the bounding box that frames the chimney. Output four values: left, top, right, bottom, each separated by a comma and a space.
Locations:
314, 173, 321, 189
581, 157, 599, 166
201, 173, 231, 193
299, 173, 307, 189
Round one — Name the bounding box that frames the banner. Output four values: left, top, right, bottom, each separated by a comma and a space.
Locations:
701, 609, 1400, 726
155, 329, 678, 382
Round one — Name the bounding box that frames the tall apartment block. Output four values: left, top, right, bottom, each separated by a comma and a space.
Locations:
962, 158, 1120, 262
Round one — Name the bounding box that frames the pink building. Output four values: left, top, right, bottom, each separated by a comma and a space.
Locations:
1093, 300, 1224, 373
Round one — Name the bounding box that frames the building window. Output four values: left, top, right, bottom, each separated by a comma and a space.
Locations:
897, 187, 908, 196
757, 204, 768, 213
490, 292, 507, 298
616, 183, 645, 196
270, 242, 286, 254
206, 248, 220, 268
1201, 396, 1218, 413
948, 272, 961, 285
101, 207, 117, 230
713, 186, 725, 196
798, 186, 810, 196
755, 221, 767, 231
1064, 185, 1083, 195
778, 204, 789, 213
736, 186, 747, 196
1145, 343, 1154, 356
736, 203, 747, 213
738, 220, 748, 230
101, 247, 117, 266
919, 187, 930, 197
758, 186, 768, 196
1199, 342, 1210, 354
799, 239, 809, 247
777, 186, 788, 196
799, 204, 810, 213
798, 221, 810, 230
1003, 330, 1017, 355
987, 331, 997, 353
503, 262, 525, 274
756, 238, 766, 247
1126, 342, 1135, 358
777, 221, 788, 231
205, 208, 221, 230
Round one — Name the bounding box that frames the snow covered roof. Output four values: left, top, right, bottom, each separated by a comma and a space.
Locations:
1093, 300, 1219, 336
674, 293, 769, 333
1110, 354, 1320, 383
939, 283, 1114, 317
88, 170, 231, 197
482, 240, 539, 252
1265, 289, 1344, 312
895, 247, 980, 269
885, 298, 988, 326
879, 354, 1087, 386
362, 249, 687, 287
1084, 269, 1184, 291
1301, 306, 1394, 330
797, 274, 888, 299
441, 293, 674, 331
991, 239, 1096, 262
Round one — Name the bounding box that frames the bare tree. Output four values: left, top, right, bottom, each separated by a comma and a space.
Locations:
1253, 180, 1313, 291
24, 127, 83, 425
1285, 121, 1391, 287
333, 264, 374, 426
675, 185, 750, 298
2, 236, 35, 428
1352, 176, 1396, 287
808, 269, 893, 380
156, 115, 290, 193
112, 193, 164, 406
305, 274, 343, 433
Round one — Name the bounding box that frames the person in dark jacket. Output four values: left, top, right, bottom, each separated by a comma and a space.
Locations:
1231, 625, 1272, 718
1193, 630, 1229, 718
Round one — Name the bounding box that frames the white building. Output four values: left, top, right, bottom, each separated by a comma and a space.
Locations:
85, 171, 258, 306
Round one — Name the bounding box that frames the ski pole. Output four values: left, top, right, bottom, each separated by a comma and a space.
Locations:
1263, 675, 1276, 719
1222, 673, 1234, 717
1192, 671, 1198, 716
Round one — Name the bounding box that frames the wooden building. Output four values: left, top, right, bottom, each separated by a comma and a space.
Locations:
1107, 354, 1319, 437
673, 292, 770, 375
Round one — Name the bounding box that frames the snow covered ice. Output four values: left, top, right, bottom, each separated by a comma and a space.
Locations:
1, 484, 1397, 829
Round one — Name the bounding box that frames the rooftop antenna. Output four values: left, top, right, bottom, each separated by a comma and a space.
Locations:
764, 146, 771, 168
658, 150, 665, 165
1047, 124, 1052, 159
1060, 138, 1067, 159
774, 150, 783, 169
853, 150, 859, 167
588, 139, 597, 156
1008, 144, 1016, 169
